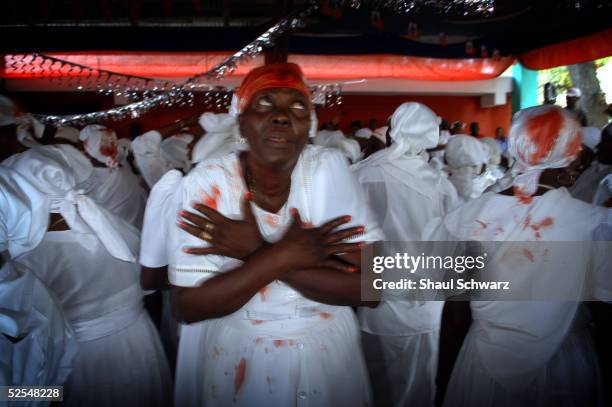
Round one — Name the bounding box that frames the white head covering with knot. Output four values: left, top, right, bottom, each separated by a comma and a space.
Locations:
508, 105, 582, 197
480, 137, 502, 166
0, 166, 49, 259
192, 112, 246, 164
131, 130, 171, 188
2, 145, 138, 262
313, 130, 362, 163
445, 135, 493, 200
79, 124, 119, 168
160, 134, 193, 173
352, 102, 451, 199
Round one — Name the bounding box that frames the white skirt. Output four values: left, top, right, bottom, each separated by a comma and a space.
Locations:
443, 327, 604, 407
174, 306, 372, 407
63, 309, 172, 407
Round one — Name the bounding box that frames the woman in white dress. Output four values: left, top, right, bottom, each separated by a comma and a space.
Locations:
1, 166, 77, 403
5, 145, 172, 407
169, 63, 383, 406
424, 105, 611, 407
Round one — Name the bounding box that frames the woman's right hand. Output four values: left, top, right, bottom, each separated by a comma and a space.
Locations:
276, 208, 365, 271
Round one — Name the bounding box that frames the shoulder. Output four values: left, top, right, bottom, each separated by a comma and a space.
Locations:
182, 152, 240, 190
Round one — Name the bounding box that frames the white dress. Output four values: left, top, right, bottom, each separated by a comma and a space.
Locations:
0, 261, 77, 406
15, 227, 172, 407
168, 146, 383, 406
354, 155, 458, 407
423, 188, 612, 407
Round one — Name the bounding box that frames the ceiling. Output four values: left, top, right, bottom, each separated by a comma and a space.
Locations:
1, 0, 610, 58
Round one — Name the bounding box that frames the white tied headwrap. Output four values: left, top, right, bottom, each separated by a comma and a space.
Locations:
0, 166, 49, 259
445, 135, 492, 200
508, 105, 582, 196
355, 128, 373, 139
131, 130, 169, 188
3, 145, 137, 262
79, 124, 119, 168
192, 112, 245, 164
15, 114, 45, 148
160, 134, 194, 173
313, 130, 362, 163
352, 102, 447, 199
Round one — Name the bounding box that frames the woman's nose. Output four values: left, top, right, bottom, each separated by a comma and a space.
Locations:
272, 113, 290, 126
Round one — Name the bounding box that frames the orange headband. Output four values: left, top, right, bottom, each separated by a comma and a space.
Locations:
236, 63, 311, 113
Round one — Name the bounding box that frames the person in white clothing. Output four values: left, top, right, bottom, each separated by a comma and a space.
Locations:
169, 63, 383, 406
79, 124, 147, 228
1, 166, 77, 403
445, 135, 494, 201
4, 145, 172, 407
353, 102, 459, 407
424, 105, 611, 407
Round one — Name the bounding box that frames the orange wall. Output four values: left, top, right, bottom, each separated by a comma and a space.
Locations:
316, 94, 512, 137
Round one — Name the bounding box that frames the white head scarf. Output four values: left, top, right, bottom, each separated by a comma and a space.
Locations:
131, 130, 169, 188
15, 114, 45, 148
3, 145, 137, 262
79, 124, 119, 168
54, 126, 80, 144
445, 135, 492, 200
0, 96, 17, 126
0, 166, 49, 259
192, 112, 245, 164
581, 127, 601, 152
352, 102, 450, 200
355, 128, 373, 139
508, 105, 582, 197
160, 134, 193, 173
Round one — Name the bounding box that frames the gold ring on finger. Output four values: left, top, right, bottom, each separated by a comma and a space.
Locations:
204, 222, 215, 231
199, 231, 213, 241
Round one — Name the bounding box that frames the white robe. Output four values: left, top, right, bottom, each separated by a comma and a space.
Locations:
0, 260, 77, 406
168, 146, 383, 406
354, 155, 459, 407
15, 226, 172, 407
423, 188, 612, 407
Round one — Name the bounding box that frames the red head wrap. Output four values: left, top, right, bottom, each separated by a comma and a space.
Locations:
236, 63, 311, 114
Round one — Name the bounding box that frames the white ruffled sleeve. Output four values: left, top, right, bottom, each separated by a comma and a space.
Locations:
308, 148, 384, 242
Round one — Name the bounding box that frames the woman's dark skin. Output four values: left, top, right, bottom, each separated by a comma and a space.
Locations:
171, 88, 376, 324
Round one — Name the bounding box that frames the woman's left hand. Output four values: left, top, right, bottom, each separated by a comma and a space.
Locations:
177, 193, 264, 259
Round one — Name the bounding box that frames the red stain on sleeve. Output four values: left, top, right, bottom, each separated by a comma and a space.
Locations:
251, 320, 265, 325
522, 248, 535, 263
320, 312, 333, 320
515, 187, 534, 205
273, 340, 285, 348
525, 108, 564, 165
234, 358, 247, 396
